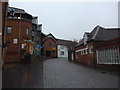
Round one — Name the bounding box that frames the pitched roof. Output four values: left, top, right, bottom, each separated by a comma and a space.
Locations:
57, 39, 77, 46
76, 39, 84, 47
93, 28, 119, 41
47, 33, 56, 40
43, 37, 57, 43
41, 32, 47, 37
42, 33, 56, 43
8, 7, 33, 18
76, 25, 120, 47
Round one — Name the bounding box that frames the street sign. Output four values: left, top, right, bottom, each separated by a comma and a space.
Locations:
35, 44, 43, 48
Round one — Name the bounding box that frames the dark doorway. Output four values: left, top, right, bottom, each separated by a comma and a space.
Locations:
46, 51, 51, 57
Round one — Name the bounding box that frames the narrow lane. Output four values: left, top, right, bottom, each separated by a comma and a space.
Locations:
43, 58, 119, 88
2, 58, 119, 88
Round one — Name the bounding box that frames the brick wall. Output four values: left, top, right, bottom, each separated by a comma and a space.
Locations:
94, 38, 120, 69
44, 38, 57, 58
75, 41, 95, 67
4, 19, 32, 63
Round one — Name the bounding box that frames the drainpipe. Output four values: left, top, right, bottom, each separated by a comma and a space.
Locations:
18, 13, 21, 63
2, 2, 7, 67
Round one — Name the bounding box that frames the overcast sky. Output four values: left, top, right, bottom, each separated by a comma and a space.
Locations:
9, 1, 118, 40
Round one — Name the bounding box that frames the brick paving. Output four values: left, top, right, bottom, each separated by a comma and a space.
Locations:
44, 58, 119, 88
2, 57, 119, 88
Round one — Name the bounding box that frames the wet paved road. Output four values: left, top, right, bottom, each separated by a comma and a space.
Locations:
2, 57, 44, 88
44, 58, 119, 88
3, 58, 119, 88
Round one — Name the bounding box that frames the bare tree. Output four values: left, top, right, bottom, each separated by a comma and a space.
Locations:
71, 38, 81, 43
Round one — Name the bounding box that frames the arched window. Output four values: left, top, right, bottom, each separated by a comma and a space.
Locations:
26, 28, 29, 35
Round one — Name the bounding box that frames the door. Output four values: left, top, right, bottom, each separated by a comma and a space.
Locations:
46, 51, 51, 57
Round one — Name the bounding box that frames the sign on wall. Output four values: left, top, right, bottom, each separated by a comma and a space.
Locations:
52, 47, 56, 50
21, 44, 24, 48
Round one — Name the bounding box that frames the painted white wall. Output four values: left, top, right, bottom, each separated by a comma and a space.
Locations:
57, 45, 68, 58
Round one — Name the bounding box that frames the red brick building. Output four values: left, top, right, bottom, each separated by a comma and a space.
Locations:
41, 32, 47, 56
95, 38, 120, 69
43, 33, 57, 58
42, 33, 77, 59
75, 25, 120, 67
4, 7, 33, 63
31, 16, 42, 55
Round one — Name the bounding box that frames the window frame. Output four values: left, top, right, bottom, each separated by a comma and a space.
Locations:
89, 48, 94, 53
36, 36, 40, 42
48, 43, 52, 47
60, 45, 64, 49
7, 26, 12, 34
32, 31, 35, 37
60, 51, 64, 55
26, 27, 29, 35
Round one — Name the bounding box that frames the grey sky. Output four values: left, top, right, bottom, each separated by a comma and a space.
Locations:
9, 1, 118, 40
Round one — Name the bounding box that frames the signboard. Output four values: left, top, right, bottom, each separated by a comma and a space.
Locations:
52, 47, 56, 50
35, 44, 43, 48
21, 44, 24, 48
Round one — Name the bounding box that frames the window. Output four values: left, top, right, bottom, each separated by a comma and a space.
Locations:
60, 45, 64, 49
97, 47, 120, 64
76, 52, 78, 58
60, 51, 64, 55
7, 26, 12, 34
89, 48, 94, 53
36, 37, 40, 42
37, 25, 42, 31
48, 43, 51, 47
81, 51, 83, 55
81, 49, 88, 55
26, 28, 29, 35
13, 39, 18, 44
85, 49, 88, 54
32, 31, 35, 37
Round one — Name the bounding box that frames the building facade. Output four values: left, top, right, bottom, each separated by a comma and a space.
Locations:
32, 17, 42, 55
57, 39, 77, 61
75, 25, 120, 67
95, 38, 120, 69
41, 32, 47, 56
57, 44, 68, 58
4, 7, 33, 63
42, 33, 77, 60
43, 37, 57, 58
76, 41, 95, 66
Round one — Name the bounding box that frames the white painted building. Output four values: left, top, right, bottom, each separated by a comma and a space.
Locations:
57, 45, 68, 58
